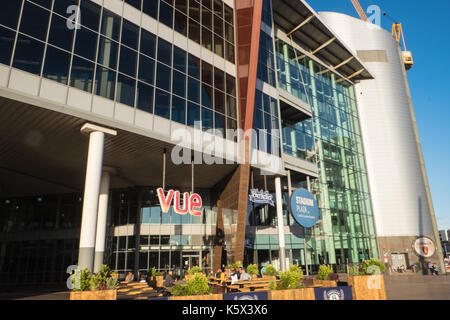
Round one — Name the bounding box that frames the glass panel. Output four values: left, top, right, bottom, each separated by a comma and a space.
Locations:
173, 46, 186, 73
101, 8, 121, 41
13, 34, 44, 75
188, 18, 200, 44
214, 89, 224, 114
136, 81, 154, 113
140, 29, 156, 58
201, 84, 213, 109
157, 38, 172, 66
48, 14, 74, 52
0, 26, 16, 66
171, 96, 186, 124
154, 89, 170, 119
19, 1, 50, 41
79, 0, 101, 32
119, 45, 137, 77
121, 19, 139, 50
97, 36, 118, 69
188, 54, 200, 79
201, 27, 212, 51
74, 26, 98, 61
172, 70, 186, 97
142, 0, 158, 18
138, 54, 155, 85
43, 46, 71, 85
187, 102, 200, 126
116, 73, 136, 106
214, 35, 223, 57
174, 11, 187, 36
156, 62, 171, 91
159, 1, 173, 28
53, 0, 79, 17
95, 65, 116, 100
1, 0, 23, 29
201, 107, 213, 131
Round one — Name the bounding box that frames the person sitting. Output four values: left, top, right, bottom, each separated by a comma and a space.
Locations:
124, 272, 134, 282
163, 270, 175, 287
238, 267, 252, 281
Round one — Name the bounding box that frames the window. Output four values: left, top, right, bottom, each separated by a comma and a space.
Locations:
121, 20, 139, 50
101, 8, 121, 41
201, 84, 213, 109
226, 74, 236, 96
142, 0, 158, 19
136, 81, 154, 113
140, 29, 156, 58
171, 96, 186, 124
174, 11, 187, 36
154, 89, 170, 119
201, 28, 212, 51
215, 112, 225, 136
214, 67, 224, 91
43, 46, 71, 85
187, 102, 200, 126
201, 61, 212, 84
119, 45, 137, 77
95, 65, 116, 100
214, 89, 224, 114
172, 70, 185, 97
157, 38, 172, 66
19, 2, 50, 41
1, 0, 23, 29
202, 107, 213, 131
48, 14, 74, 52
0, 26, 15, 66
97, 36, 118, 69
79, 0, 101, 32
69, 55, 94, 92
53, 0, 79, 17
188, 18, 200, 44
188, 54, 200, 79
138, 54, 155, 85
116, 73, 136, 106
156, 62, 171, 91
173, 46, 186, 73
159, 1, 173, 28
13, 34, 45, 75
188, 77, 200, 103
74, 26, 98, 61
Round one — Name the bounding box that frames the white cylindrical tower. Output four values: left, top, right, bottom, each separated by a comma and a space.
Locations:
319, 11, 444, 273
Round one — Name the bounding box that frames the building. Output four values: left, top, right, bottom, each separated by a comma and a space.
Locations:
439, 230, 450, 258
0, 0, 442, 286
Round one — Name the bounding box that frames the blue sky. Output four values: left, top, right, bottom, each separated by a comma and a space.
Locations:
307, 0, 450, 230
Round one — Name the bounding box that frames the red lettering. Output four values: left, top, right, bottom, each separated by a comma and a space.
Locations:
189, 193, 202, 216
174, 191, 189, 215
157, 188, 174, 213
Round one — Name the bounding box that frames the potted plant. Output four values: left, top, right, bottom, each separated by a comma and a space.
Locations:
268, 265, 314, 300
149, 267, 164, 288
170, 273, 221, 300
314, 265, 336, 287
247, 264, 259, 279
185, 266, 203, 280
69, 265, 119, 300
261, 264, 277, 280
348, 259, 387, 300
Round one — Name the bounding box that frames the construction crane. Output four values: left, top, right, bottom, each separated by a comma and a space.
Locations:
383, 12, 413, 70
349, 0, 413, 70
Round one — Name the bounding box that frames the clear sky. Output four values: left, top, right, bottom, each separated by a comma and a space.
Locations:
307, 0, 450, 230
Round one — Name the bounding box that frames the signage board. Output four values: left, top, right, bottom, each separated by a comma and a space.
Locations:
157, 188, 202, 216
223, 291, 269, 300
314, 286, 353, 300
289, 188, 319, 228
412, 237, 436, 258
248, 189, 274, 206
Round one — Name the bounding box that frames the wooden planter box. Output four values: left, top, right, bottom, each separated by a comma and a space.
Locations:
170, 294, 223, 300
149, 276, 164, 288
269, 288, 315, 300
261, 275, 276, 280
70, 290, 117, 300
313, 280, 337, 287
347, 275, 387, 300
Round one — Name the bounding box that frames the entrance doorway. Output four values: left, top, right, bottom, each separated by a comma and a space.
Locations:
391, 253, 408, 271
182, 252, 200, 272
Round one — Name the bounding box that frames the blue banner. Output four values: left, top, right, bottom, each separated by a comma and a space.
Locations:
314, 286, 353, 300
223, 291, 269, 301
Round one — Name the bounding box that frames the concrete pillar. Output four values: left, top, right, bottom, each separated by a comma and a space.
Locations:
78, 124, 116, 272
93, 168, 115, 273
275, 176, 286, 272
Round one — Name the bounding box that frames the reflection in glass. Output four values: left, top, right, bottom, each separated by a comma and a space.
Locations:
70, 55, 94, 92
116, 73, 136, 106
95, 65, 116, 100
43, 46, 71, 85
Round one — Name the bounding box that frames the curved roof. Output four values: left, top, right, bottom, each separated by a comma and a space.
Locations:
272, 0, 374, 81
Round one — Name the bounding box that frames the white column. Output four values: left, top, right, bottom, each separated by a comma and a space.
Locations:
78, 124, 117, 272
275, 176, 287, 272
93, 169, 112, 273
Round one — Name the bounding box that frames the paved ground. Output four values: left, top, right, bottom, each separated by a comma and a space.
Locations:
384, 274, 450, 300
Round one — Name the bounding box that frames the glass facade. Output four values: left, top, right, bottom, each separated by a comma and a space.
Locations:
0, 0, 237, 138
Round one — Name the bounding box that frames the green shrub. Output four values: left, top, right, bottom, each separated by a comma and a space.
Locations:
317, 265, 333, 280
71, 265, 118, 291
262, 264, 278, 276
247, 264, 259, 275
348, 264, 363, 276
269, 266, 304, 290
170, 273, 212, 296
71, 268, 91, 291
362, 259, 385, 275
187, 266, 203, 275
106, 277, 119, 290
